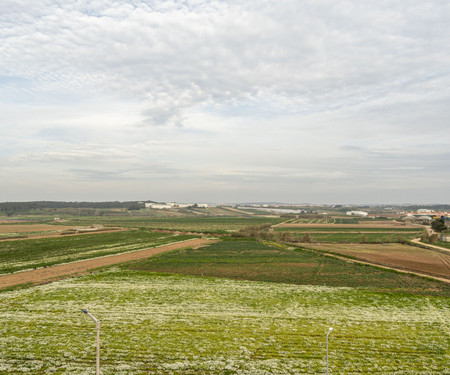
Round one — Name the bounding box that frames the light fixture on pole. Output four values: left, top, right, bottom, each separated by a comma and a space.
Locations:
326, 327, 333, 375
81, 309, 100, 375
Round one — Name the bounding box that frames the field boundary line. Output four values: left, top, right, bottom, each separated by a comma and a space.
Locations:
410, 238, 450, 254
0, 238, 216, 289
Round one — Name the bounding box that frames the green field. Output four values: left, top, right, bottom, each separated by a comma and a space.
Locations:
0, 269, 448, 374
0, 230, 196, 275
288, 232, 421, 243
1, 212, 449, 374
131, 240, 450, 296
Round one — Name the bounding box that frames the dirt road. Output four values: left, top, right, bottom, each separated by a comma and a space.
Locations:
411, 238, 450, 254
0, 238, 215, 289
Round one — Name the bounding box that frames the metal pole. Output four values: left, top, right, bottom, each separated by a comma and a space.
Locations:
82, 310, 100, 375
96, 321, 100, 375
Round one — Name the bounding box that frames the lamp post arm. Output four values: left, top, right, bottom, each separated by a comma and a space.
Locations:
81, 309, 100, 375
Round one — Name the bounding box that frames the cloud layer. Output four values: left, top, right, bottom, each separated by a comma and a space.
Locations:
1, 0, 449, 203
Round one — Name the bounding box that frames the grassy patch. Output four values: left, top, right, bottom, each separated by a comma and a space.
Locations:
130, 240, 450, 296
0, 270, 448, 374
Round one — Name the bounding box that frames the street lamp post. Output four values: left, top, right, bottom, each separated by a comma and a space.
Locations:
82, 309, 100, 375
326, 327, 333, 375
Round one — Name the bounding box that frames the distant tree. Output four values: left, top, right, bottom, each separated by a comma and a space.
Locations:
431, 218, 446, 233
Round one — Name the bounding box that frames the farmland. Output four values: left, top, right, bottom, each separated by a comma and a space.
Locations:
286, 232, 421, 243
272, 222, 423, 243
131, 240, 450, 295
303, 242, 450, 281
0, 229, 197, 275
0, 223, 76, 240
57, 216, 284, 233
0, 269, 448, 374
0, 207, 449, 374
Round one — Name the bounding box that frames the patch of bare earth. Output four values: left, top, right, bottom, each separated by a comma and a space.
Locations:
305, 243, 450, 280
0, 238, 215, 289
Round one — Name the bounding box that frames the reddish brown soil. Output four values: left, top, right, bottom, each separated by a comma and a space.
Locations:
0, 238, 215, 289
305, 243, 450, 280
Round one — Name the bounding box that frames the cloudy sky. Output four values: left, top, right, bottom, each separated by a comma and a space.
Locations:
1, 0, 449, 204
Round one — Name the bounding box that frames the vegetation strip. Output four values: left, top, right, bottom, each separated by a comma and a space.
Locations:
0, 238, 214, 289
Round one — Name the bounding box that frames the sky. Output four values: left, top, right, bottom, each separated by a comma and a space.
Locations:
1, 0, 449, 204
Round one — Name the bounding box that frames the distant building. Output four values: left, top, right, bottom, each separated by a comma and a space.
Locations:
145, 203, 172, 209
168, 202, 190, 208
346, 211, 368, 217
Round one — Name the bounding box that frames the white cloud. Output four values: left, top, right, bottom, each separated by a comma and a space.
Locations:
1, 0, 449, 202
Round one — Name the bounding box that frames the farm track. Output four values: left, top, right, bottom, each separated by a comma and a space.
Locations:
0, 238, 215, 289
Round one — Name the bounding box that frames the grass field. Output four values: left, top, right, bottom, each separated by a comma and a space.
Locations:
287, 232, 421, 243
0, 269, 448, 374
131, 240, 450, 296
0, 230, 196, 275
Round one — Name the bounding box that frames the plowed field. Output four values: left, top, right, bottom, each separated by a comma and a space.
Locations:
304, 243, 450, 280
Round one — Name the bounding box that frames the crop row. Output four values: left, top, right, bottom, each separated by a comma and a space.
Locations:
0, 230, 196, 275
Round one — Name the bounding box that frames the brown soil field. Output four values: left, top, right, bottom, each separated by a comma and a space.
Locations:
0, 224, 74, 234
304, 243, 450, 280
0, 238, 215, 289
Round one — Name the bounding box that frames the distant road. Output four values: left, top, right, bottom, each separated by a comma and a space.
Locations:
0, 238, 215, 289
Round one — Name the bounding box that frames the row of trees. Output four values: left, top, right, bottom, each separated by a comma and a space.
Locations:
0, 201, 149, 215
